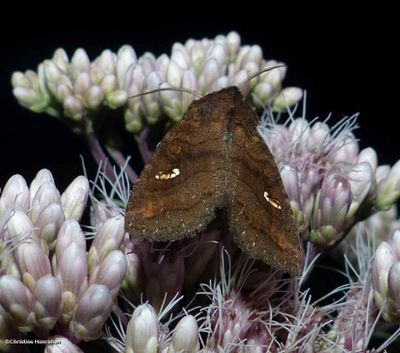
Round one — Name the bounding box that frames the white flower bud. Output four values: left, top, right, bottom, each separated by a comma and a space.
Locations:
106, 89, 128, 109
199, 59, 220, 91
168, 315, 200, 353
30, 182, 61, 223
63, 95, 84, 121
167, 60, 183, 88
84, 85, 104, 109
7, 210, 36, 239
126, 304, 159, 353
11, 71, 32, 88
52, 48, 69, 72
61, 176, 89, 221
273, 87, 303, 111
30, 169, 55, 205
0, 174, 29, 216
71, 48, 91, 77
74, 72, 92, 96
97, 49, 117, 75
117, 45, 137, 86
171, 43, 190, 69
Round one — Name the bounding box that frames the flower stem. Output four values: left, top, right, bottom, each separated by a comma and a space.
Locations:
138, 127, 153, 164
86, 133, 116, 183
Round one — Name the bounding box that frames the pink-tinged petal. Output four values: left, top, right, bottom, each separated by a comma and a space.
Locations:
61, 176, 89, 221
33, 275, 63, 329
0, 275, 33, 331
31, 182, 61, 223
90, 250, 126, 298
72, 284, 113, 341
55, 220, 86, 260
0, 175, 29, 215
15, 239, 51, 289
57, 243, 88, 295
91, 215, 125, 261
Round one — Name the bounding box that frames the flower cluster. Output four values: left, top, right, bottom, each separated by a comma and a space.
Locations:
102, 234, 393, 353
105, 302, 200, 353
258, 113, 400, 248
11, 31, 301, 135
0, 170, 127, 348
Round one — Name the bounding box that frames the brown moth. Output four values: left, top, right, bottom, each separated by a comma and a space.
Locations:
125, 87, 303, 276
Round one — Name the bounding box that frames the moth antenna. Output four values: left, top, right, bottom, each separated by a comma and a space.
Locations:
237, 64, 287, 89
129, 87, 203, 100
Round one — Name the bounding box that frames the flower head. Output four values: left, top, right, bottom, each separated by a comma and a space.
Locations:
0, 170, 126, 342
12, 32, 301, 135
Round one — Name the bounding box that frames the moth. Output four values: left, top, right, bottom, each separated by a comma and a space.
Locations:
125, 87, 303, 276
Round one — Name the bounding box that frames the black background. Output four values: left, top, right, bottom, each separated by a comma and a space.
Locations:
0, 5, 398, 351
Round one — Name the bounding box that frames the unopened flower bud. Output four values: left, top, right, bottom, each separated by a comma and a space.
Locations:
32, 275, 63, 329
273, 87, 303, 112
61, 175, 89, 221
57, 242, 88, 296
52, 48, 69, 72
89, 215, 125, 267
0, 275, 33, 331
30, 169, 55, 205
71, 49, 91, 77
126, 304, 159, 353
89, 250, 127, 298
376, 160, 400, 210
0, 174, 30, 218
63, 95, 84, 121
30, 182, 61, 223
15, 238, 51, 290
168, 315, 200, 353
72, 284, 113, 341
55, 219, 86, 259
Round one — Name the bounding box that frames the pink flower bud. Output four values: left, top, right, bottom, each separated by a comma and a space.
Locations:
30, 169, 55, 206
7, 210, 36, 239
72, 284, 113, 341
55, 220, 86, 260
35, 203, 65, 246
91, 215, 125, 262
0, 175, 29, 215
90, 250, 127, 298
0, 275, 33, 331
61, 176, 89, 221
57, 242, 87, 296
30, 182, 61, 223
32, 275, 63, 329
15, 238, 51, 289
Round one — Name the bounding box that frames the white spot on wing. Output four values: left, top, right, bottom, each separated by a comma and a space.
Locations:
264, 191, 282, 210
